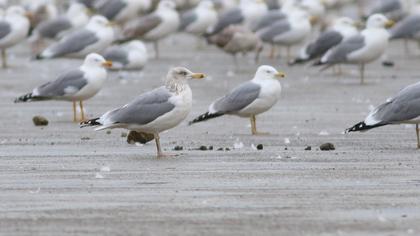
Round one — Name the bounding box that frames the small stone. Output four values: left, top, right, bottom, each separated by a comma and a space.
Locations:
120, 132, 128, 138
127, 131, 154, 144
217, 148, 223, 151
225, 148, 230, 151
106, 130, 111, 135
320, 143, 335, 151
304, 146, 311, 151
81, 137, 90, 140
173, 145, 183, 151
209, 146, 213, 150
32, 116, 48, 126
256, 144, 263, 150
199, 145, 207, 151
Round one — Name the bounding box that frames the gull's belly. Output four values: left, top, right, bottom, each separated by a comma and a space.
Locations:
133, 102, 191, 133
238, 96, 277, 117
144, 15, 179, 40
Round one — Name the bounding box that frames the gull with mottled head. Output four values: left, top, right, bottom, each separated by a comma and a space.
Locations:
81, 67, 205, 158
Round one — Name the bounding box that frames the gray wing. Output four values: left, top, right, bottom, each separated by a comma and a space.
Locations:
35, 16, 72, 38
46, 29, 99, 57
370, 0, 401, 15
95, 0, 127, 20
33, 70, 87, 98
179, 9, 197, 31
324, 35, 365, 63
103, 46, 129, 65
390, 14, 420, 39
258, 20, 291, 42
306, 30, 343, 59
253, 10, 286, 31
0, 21, 11, 40
209, 8, 243, 35
122, 14, 162, 39
370, 82, 420, 124
105, 87, 175, 125
212, 81, 261, 113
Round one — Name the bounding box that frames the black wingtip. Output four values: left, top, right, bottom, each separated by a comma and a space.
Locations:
14, 93, 33, 103
289, 58, 307, 66
312, 60, 324, 66
34, 54, 43, 60
80, 118, 100, 128
189, 112, 223, 125
345, 121, 385, 133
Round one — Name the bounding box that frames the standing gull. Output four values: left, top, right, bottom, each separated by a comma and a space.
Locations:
189, 65, 285, 135
0, 6, 31, 68
314, 14, 394, 84
120, 0, 180, 59
80, 67, 205, 158
94, 0, 152, 24
290, 17, 359, 65
36, 15, 115, 59
207, 25, 263, 65
257, 9, 312, 61
389, 12, 420, 49
103, 40, 148, 70
29, 3, 90, 50
207, 0, 268, 36
346, 80, 420, 148
179, 0, 218, 37
15, 53, 112, 122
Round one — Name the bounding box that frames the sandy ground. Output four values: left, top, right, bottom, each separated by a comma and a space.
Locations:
1, 33, 420, 236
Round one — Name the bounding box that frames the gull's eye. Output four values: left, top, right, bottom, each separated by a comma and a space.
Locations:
179, 71, 187, 76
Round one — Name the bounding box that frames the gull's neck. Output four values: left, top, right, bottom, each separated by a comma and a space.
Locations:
165, 78, 188, 94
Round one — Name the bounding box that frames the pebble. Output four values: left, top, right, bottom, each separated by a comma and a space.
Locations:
320, 143, 335, 151
32, 116, 48, 126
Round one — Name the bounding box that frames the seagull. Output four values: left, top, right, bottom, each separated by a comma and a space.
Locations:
0, 6, 31, 68
103, 40, 148, 70
29, 3, 90, 49
290, 17, 359, 65
120, 0, 180, 59
389, 12, 420, 52
36, 15, 115, 59
314, 14, 394, 84
22, 0, 58, 29
15, 53, 112, 122
93, 0, 152, 24
179, 0, 218, 37
80, 67, 205, 158
189, 65, 285, 135
346, 80, 420, 148
367, 0, 412, 21
207, 0, 268, 36
257, 9, 312, 61
207, 25, 263, 65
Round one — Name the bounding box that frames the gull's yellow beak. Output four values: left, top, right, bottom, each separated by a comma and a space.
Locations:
385, 20, 395, 28
310, 16, 318, 25
102, 60, 113, 68
191, 73, 206, 79
275, 71, 286, 79
107, 21, 117, 27
25, 12, 33, 19
85, 8, 93, 15
353, 21, 364, 28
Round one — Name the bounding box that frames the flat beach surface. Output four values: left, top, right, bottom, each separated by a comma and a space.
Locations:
0, 35, 419, 235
